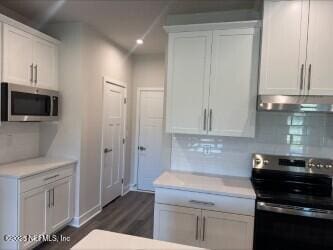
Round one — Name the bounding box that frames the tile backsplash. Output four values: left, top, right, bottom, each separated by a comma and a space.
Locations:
171, 112, 333, 177
0, 123, 40, 164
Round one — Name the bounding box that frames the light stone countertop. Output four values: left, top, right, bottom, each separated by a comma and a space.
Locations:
154, 170, 256, 200
0, 157, 77, 179
71, 230, 204, 250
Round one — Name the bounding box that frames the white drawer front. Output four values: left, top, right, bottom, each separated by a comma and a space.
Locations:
155, 187, 255, 216
20, 165, 74, 193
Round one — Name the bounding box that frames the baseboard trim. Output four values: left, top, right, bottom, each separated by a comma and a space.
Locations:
69, 204, 101, 228
132, 188, 155, 194
122, 184, 131, 196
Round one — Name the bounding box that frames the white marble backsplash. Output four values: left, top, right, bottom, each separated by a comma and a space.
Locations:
0, 123, 40, 165
171, 112, 333, 177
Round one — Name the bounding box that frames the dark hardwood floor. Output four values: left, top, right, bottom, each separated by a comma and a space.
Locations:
35, 191, 155, 250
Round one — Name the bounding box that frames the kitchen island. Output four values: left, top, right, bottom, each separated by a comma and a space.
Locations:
71, 230, 204, 249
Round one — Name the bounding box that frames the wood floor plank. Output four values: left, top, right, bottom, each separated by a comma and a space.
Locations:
35, 191, 154, 250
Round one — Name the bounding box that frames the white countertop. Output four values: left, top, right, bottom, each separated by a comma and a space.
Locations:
0, 157, 77, 179
154, 171, 256, 199
71, 230, 204, 250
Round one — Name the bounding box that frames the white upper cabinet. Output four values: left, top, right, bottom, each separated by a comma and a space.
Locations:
165, 22, 260, 137
209, 28, 259, 137
33, 38, 58, 90
259, 0, 309, 95
2, 23, 59, 90
306, 1, 333, 95
166, 31, 212, 134
3, 24, 34, 86
260, 0, 333, 96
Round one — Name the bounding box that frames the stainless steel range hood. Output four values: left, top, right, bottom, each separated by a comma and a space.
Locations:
258, 95, 333, 113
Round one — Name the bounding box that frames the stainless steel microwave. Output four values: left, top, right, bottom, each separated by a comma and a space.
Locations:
1, 83, 59, 122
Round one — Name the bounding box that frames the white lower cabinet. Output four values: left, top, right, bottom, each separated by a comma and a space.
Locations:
48, 177, 73, 233
154, 189, 254, 250
200, 210, 254, 250
19, 186, 49, 249
0, 164, 74, 250
154, 204, 201, 247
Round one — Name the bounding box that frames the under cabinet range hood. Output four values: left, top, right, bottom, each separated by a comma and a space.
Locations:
258, 95, 333, 113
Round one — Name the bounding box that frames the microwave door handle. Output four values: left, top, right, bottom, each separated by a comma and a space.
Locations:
257, 202, 333, 220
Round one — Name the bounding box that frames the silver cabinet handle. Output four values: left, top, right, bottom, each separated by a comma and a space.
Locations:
189, 200, 215, 206
307, 64, 312, 91
195, 216, 199, 240
34, 65, 38, 84
209, 109, 212, 131
300, 64, 304, 90
202, 216, 206, 241
30, 64, 34, 83
104, 148, 113, 153
52, 188, 55, 207
48, 190, 51, 208
203, 109, 207, 131
44, 174, 60, 181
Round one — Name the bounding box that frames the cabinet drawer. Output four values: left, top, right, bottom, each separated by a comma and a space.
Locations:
19, 165, 74, 193
155, 188, 255, 216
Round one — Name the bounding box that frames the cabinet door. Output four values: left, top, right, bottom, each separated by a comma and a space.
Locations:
306, 0, 333, 95
259, 0, 309, 95
48, 177, 73, 233
165, 31, 212, 134
208, 28, 259, 137
154, 204, 201, 247
3, 24, 33, 86
19, 186, 49, 249
33, 38, 58, 90
200, 210, 254, 250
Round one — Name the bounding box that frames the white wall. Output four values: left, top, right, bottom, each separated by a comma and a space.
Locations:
41, 22, 133, 226
130, 54, 171, 186
79, 25, 133, 214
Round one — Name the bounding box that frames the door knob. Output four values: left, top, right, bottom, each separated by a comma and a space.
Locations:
138, 146, 146, 151
104, 148, 112, 153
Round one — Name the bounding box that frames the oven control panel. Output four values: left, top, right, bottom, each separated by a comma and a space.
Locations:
253, 154, 333, 176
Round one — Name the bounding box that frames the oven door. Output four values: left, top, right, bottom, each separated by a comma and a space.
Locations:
254, 202, 333, 250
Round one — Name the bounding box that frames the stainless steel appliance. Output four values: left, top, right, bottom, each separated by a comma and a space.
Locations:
258, 95, 333, 113
1, 83, 59, 122
251, 154, 333, 250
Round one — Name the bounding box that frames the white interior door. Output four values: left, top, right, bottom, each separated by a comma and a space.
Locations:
137, 89, 164, 191
102, 83, 125, 207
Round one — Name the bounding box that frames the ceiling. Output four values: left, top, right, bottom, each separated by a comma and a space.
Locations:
0, 0, 260, 54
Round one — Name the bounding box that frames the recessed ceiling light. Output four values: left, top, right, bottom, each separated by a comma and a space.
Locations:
136, 39, 143, 45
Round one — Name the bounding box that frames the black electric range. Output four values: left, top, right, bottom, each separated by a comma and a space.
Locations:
251, 154, 333, 250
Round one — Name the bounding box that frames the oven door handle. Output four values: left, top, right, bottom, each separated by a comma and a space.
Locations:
257, 202, 333, 220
